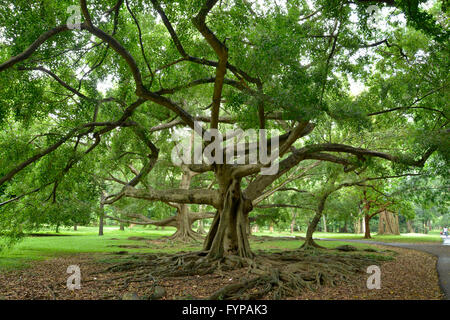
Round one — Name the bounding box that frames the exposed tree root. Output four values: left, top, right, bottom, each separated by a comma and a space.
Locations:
207, 250, 379, 300
299, 238, 327, 250
96, 248, 381, 299
168, 229, 204, 242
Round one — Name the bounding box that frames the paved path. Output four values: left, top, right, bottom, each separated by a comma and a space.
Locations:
318, 237, 450, 300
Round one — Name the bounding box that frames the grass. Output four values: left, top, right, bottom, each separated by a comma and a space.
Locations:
308, 231, 442, 243
0, 225, 440, 270
252, 230, 443, 243
0, 226, 185, 270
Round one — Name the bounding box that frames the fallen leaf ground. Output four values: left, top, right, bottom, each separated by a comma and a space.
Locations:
295, 245, 444, 300
0, 245, 443, 300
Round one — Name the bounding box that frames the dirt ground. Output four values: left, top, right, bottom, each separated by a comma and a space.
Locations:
0, 245, 444, 300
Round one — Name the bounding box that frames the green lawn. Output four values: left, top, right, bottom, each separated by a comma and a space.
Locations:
0, 226, 185, 270
308, 231, 442, 243
253, 230, 442, 243
0, 225, 438, 270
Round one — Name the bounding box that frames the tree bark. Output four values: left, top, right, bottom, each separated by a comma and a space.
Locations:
99, 214, 104, 236
341, 220, 348, 233
354, 217, 362, 234
167, 168, 205, 241
378, 210, 400, 235
197, 219, 206, 234
302, 212, 323, 248
362, 191, 372, 239
290, 212, 297, 233
364, 214, 371, 239
406, 220, 415, 233
301, 193, 329, 249
99, 196, 105, 236
169, 203, 203, 241
203, 173, 253, 259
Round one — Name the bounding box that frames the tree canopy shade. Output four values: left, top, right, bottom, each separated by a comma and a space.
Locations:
0, 0, 448, 257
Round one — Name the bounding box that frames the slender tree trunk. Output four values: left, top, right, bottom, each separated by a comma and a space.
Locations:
354, 217, 361, 234
301, 194, 329, 249
55, 223, 60, 233
120, 223, 124, 231
395, 213, 400, 234
99, 214, 104, 236
423, 222, 428, 234
74, 224, 77, 231
290, 212, 297, 234
99, 197, 105, 236
302, 212, 323, 248
355, 205, 364, 233
342, 220, 348, 233
322, 214, 327, 233
197, 219, 206, 235
362, 217, 366, 234
196, 204, 207, 235
364, 214, 371, 239
362, 192, 372, 239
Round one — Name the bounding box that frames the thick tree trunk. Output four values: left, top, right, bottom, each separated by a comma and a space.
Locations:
168, 168, 204, 241
169, 204, 203, 241
378, 210, 400, 235
364, 214, 371, 239
74, 224, 77, 231
120, 223, 124, 231
203, 177, 253, 259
